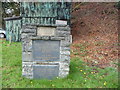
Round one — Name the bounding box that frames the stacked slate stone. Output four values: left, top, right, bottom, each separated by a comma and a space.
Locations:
22, 21, 72, 79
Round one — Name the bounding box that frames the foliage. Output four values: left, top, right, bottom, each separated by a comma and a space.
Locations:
1, 40, 118, 88
2, 2, 20, 28
116, 1, 120, 9
2, 2, 20, 17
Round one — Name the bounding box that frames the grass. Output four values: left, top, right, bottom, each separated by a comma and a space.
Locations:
72, 43, 89, 57
1, 40, 119, 88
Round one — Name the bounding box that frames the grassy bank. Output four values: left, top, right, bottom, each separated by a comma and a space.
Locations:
1, 40, 118, 88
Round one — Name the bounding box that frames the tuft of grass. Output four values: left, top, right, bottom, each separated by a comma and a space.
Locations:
94, 41, 105, 46
72, 43, 89, 57
1, 40, 118, 88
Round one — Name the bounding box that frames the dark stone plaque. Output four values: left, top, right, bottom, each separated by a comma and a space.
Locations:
33, 65, 59, 79
32, 40, 60, 61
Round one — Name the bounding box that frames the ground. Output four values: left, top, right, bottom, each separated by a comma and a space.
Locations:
1, 2, 119, 88
71, 2, 118, 69
1, 40, 118, 88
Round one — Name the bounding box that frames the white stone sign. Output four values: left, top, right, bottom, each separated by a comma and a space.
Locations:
56, 20, 67, 25
37, 27, 56, 36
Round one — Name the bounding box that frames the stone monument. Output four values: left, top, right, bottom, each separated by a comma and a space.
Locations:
21, 2, 72, 79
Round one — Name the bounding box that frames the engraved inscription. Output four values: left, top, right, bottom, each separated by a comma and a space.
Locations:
32, 40, 60, 61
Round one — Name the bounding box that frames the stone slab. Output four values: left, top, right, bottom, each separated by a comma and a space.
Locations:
33, 65, 59, 79
21, 33, 36, 39
60, 47, 70, 51
22, 52, 32, 61
22, 29, 36, 33
56, 20, 67, 26
61, 40, 70, 47
56, 26, 70, 31
60, 51, 70, 55
22, 62, 33, 78
22, 40, 32, 52
32, 40, 60, 61
50, 36, 65, 40
56, 30, 70, 36
37, 27, 56, 36
60, 54, 70, 61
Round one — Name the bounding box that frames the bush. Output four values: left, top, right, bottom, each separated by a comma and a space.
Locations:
115, 2, 120, 9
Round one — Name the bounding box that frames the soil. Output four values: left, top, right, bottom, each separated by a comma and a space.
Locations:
71, 2, 118, 69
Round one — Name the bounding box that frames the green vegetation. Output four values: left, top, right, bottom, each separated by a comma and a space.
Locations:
72, 43, 89, 57
1, 40, 118, 88
116, 1, 120, 9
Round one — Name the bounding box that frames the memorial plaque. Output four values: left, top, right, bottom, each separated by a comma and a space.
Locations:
33, 65, 59, 79
32, 40, 60, 61
37, 27, 56, 36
